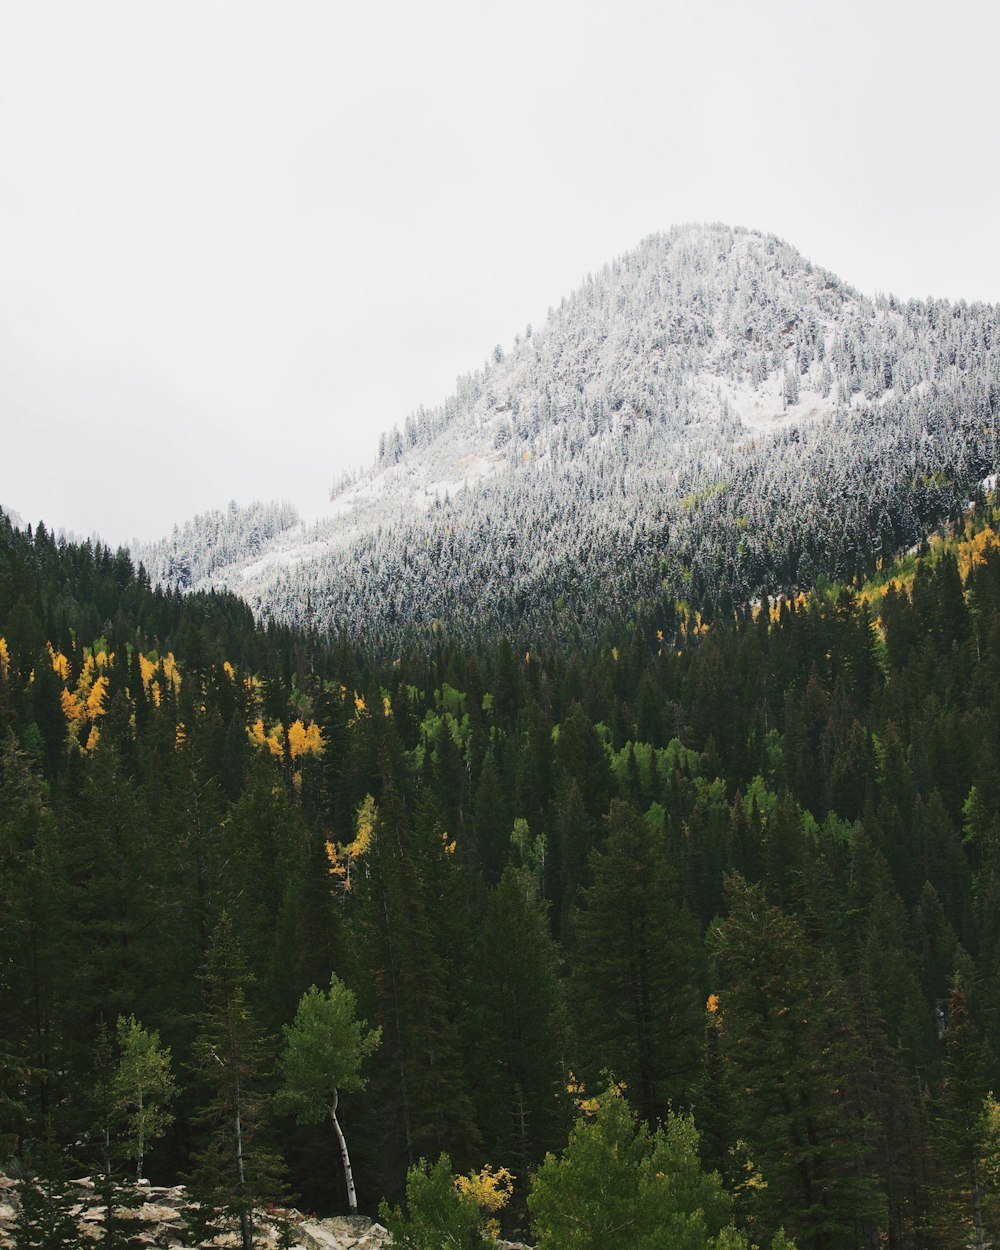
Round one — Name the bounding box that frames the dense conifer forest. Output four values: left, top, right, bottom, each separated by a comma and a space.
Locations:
4, 497, 1000, 1248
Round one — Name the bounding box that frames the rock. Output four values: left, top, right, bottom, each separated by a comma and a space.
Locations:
0, 1173, 536, 1250
300, 1215, 391, 1249
137, 1201, 185, 1223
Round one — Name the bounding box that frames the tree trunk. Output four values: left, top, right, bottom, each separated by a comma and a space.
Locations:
137, 1085, 145, 1180
233, 1036, 252, 1250
972, 1158, 985, 1250
330, 1089, 358, 1214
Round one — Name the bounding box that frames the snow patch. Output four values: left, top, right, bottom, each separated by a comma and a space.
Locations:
413, 454, 503, 510
220, 451, 506, 583
700, 373, 839, 433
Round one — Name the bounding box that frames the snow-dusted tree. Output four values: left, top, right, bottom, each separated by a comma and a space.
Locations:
134, 224, 1000, 653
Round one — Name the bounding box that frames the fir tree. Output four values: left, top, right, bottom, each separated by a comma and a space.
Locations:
927, 982, 999, 1249
352, 775, 480, 1188
189, 913, 282, 1250
12, 1138, 85, 1250
570, 800, 704, 1121
472, 868, 569, 1196
711, 876, 885, 1250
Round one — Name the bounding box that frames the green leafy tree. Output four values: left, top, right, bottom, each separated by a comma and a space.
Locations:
89, 1023, 147, 1250
379, 1153, 489, 1250
111, 1013, 176, 1180
527, 1083, 788, 1250
276, 975, 381, 1213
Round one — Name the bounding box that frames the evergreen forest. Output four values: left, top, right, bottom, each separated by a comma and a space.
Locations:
4, 497, 1000, 1249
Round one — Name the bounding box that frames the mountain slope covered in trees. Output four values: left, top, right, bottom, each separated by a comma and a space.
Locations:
6, 497, 1000, 1247
139, 223, 1000, 649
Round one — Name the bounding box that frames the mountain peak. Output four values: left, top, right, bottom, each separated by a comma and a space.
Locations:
138, 229, 998, 648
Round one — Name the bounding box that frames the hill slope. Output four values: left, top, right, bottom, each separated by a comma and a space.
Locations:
140, 224, 1000, 645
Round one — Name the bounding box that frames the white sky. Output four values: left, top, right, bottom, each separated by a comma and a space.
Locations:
1, 0, 998, 545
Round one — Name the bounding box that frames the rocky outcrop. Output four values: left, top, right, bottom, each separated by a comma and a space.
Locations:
299, 1217, 389, 1250
0, 1178, 14, 1243
0, 1173, 391, 1249
0, 1174, 531, 1249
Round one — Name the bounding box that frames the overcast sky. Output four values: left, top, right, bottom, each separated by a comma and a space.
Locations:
2, 0, 998, 545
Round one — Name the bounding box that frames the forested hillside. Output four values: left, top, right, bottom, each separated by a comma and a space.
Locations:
139, 224, 1000, 650
5, 500, 1000, 1247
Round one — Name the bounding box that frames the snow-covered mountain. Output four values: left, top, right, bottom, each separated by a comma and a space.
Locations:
139, 224, 1000, 646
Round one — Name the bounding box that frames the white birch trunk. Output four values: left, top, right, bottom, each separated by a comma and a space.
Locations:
136, 1086, 145, 1181
330, 1088, 358, 1214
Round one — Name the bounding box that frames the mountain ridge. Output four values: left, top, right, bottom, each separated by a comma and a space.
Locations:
138, 223, 1000, 646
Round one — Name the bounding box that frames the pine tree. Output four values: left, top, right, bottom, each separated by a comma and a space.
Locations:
927, 982, 999, 1249
12, 1138, 85, 1250
472, 868, 569, 1195
57, 744, 157, 1065
0, 736, 66, 1134
189, 913, 282, 1250
711, 876, 885, 1250
570, 800, 704, 1122
472, 750, 512, 887
351, 772, 480, 1189
89, 1170, 147, 1250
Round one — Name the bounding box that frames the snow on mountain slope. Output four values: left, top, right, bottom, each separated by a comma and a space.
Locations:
138, 224, 1000, 646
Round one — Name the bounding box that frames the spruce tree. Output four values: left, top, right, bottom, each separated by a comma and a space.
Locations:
12, 1137, 85, 1250
570, 799, 704, 1121
351, 771, 480, 1189
189, 913, 282, 1250
0, 736, 66, 1133
927, 982, 999, 1249
711, 876, 885, 1250
472, 867, 569, 1193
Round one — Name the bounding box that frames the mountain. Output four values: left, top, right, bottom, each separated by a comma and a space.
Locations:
138, 223, 1000, 646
